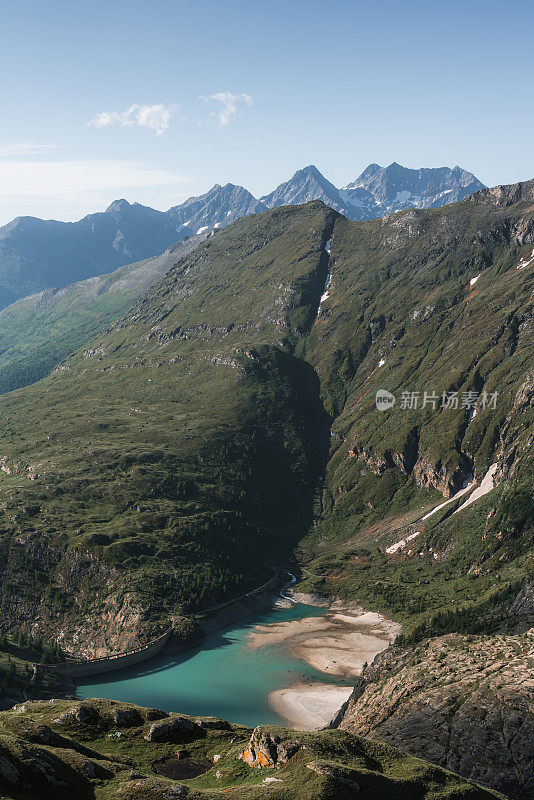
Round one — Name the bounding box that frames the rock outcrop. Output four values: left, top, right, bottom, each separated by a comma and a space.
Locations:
240, 727, 301, 767
334, 631, 534, 799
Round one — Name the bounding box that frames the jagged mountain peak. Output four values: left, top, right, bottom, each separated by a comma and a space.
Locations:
105, 198, 131, 214
344, 161, 485, 213
261, 164, 358, 218
168, 181, 266, 234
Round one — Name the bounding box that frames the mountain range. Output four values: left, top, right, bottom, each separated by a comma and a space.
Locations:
0, 168, 532, 800
0, 233, 207, 394
0, 162, 484, 308
0, 176, 532, 796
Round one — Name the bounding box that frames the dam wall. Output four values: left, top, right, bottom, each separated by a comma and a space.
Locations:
43, 627, 173, 678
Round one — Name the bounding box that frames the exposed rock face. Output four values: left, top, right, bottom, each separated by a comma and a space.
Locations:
112, 707, 144, 727
240, 727, 301, 768
144, 716, 201, 743
469, 177, 534, 207
510, 579, 534, 627
343, 162, 485, 215
334, 632, 534, 799
350, 440, 471, 498
261, 165, 360, 218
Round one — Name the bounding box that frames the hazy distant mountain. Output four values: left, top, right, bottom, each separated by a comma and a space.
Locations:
0, 233, 206, 394
0, 199, 188, 305
261, 165, 363, 218
169, 183, 266, 234
0, 186, 265, 308
0, 162, 486, 309
341, 162, 485, 214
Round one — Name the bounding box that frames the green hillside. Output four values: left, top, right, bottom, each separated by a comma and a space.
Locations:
0, 203, 336, 655
0, 698, 505, 799
298, 182, 534, 635
0, 185, 532, 656
0, 235, 204, 395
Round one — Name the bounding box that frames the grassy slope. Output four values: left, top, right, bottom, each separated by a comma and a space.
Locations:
298, 187, 534, 634
0, 203, 336, 653
0, 698, 505, 799
0, 235, 205, 395
0, 187, 531, 652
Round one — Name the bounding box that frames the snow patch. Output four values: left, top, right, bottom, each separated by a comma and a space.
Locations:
517, 247, 534, 270
378, 358, 386, 367
196, 226, 209, 234
453, 464, 498, 514
317, 272, 332, 315
386, 531, 420, 555
325, 239, 331, 254
421, 479, 475, 521
467, 405, 478, 423
469, 274, 480, 287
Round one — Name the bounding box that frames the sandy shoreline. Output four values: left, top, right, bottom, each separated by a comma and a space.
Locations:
269, 680, 353, 731
248, 593, 400, 730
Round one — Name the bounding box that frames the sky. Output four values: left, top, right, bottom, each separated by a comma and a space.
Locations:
0, 0, 533, 224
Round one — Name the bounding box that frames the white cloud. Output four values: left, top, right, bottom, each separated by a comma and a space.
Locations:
0, 160, 190, 223
200, 92, 252, 126
0, 142, 59, 156
88, 104, 175, 135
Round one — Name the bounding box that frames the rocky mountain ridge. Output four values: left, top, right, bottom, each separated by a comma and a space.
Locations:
0, 162, 484, 308
342, 162, 484, 214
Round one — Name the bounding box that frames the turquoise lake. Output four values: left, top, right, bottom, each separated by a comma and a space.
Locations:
78, 604, 343, 727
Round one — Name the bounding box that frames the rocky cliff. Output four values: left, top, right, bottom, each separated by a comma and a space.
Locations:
334, 629, 534, 799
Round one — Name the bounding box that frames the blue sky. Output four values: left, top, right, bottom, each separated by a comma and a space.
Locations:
1, 0, 533, 223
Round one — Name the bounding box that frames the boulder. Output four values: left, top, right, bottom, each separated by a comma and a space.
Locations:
144, 716, 201, 743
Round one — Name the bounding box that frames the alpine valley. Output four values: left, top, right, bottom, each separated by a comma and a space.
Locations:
0, 170, 532, 800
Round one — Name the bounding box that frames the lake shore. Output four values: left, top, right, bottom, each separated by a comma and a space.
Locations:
269, 680, 353, 731
248, 592, 401, 730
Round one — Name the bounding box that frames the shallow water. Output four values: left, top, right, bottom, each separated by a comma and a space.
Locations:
78, 603, 343, 727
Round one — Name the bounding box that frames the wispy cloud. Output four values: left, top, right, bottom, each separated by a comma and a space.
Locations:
200, 92, 253, 126
0, 159, 188, 199
0, 142, 59, 156
0, 159, 191, 224
88, 104, 175, 135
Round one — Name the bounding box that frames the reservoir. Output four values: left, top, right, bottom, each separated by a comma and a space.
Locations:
77, 602, 348, 727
